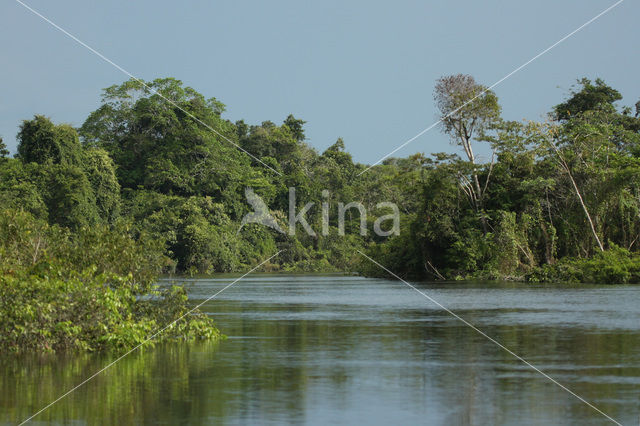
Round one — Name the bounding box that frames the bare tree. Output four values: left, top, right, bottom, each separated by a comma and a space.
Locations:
434, 74, 501, 231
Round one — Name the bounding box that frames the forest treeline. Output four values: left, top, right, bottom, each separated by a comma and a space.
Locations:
3, 75, 640, 350
2, 75, 640, 289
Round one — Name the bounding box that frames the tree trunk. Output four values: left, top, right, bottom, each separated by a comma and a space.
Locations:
464, 137, 488, 234
552, 145, 604, 252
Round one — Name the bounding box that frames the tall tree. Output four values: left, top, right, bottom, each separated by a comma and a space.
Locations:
80, 78, 257, 214
17, 115, 83, 166
434, 74, 501, 231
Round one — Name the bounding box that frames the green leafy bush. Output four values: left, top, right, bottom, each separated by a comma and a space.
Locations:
0, 209, 220, 353
527, 245, 640, 284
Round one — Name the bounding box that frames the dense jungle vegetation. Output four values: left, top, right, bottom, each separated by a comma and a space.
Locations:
1, 75, 640, 351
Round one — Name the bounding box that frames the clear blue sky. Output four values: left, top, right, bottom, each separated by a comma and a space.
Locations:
0, 0, 637, 164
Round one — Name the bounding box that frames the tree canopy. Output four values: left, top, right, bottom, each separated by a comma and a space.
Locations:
2, 74, 640, 284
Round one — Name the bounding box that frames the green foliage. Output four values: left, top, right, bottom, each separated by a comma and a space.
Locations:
0, 272, 150, 352
434, 74, 501, 142
554, 78, 622, 121
0, 136, 9, 159
79, 78, 256, 206
283, 114, 306, 142
488, 211, 534, 277
314, 138, 357, 193
2, 72, 640, 352
0, 159, 48, 218
363, 76, 640, 283
83, 148, 121, 222
122, 191, 245, 274
36, 163, 100, 230
239, 122, 299, 168
0, 209, 220, 353
527, 245, 640, 284
17, 115, 83, 166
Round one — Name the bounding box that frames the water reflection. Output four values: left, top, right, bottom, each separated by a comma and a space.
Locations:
2, 276, 639, 425
0, 340, 222, 425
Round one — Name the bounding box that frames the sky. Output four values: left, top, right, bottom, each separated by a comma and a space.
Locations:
0, 0, 637, 165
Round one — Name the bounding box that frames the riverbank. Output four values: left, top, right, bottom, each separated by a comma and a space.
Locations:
2, 205, 638, 355
359, 245, 640, 285
0, 209, 221, 353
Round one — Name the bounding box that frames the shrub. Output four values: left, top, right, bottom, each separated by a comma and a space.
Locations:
0, 209, 220, 353
526, 245, 640, 284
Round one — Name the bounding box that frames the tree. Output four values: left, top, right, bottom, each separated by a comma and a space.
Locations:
0, 160, 48, 219
235, 119, 249, 139
17, 115, 83, 166
37, 163, 100, 230
80, 78, 257, 213
316, 138, 356, 194
240, 123, 298, 163
283, 114, 306, 142
541, 123, 604, 252
434, 74, 501, 231
83, 148, 121, 223
0, 137, 9, 159
544, 79, 640, 254
553, 78, 640, 147
554, 78, 622, 121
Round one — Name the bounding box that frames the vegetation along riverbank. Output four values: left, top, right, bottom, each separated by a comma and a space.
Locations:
1, 74, 640, 351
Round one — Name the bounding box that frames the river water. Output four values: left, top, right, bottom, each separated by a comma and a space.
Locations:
2, 275, 640, 425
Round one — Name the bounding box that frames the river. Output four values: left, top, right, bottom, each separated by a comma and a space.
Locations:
2, 275, 640, 425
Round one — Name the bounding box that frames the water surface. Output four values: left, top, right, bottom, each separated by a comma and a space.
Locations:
3, 276, 640, 425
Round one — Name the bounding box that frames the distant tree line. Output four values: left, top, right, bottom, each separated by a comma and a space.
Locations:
1, 75, 640, 286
